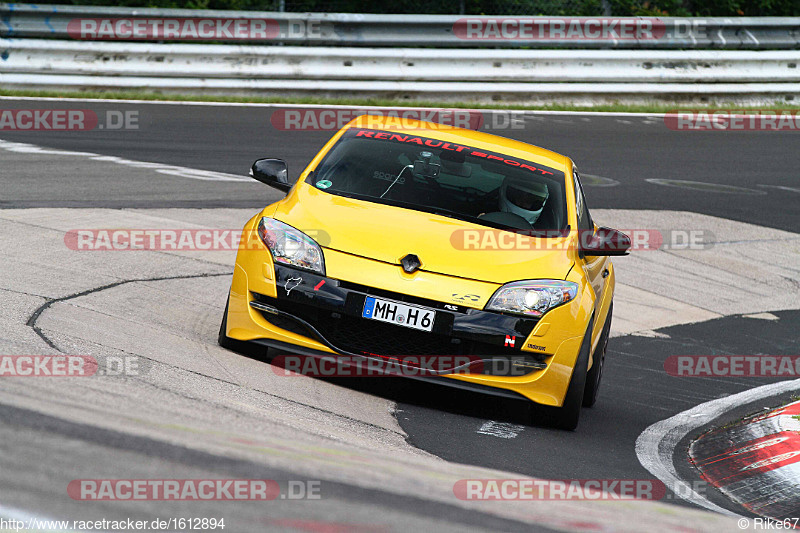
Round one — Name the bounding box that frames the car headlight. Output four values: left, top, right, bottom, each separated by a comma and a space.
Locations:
257, 217, 325, 275
485, 280, 579, 317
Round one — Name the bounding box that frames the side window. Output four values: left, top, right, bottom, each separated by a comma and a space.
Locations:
574, 171, 593, 232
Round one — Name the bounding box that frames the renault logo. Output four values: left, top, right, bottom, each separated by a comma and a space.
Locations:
400, 254, 422, 274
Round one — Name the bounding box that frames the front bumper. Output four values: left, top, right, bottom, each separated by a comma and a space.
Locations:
254, 264, 550, 373
226, 252, 591, 406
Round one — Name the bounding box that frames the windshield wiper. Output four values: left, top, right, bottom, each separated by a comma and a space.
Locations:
427, 207, 482, 224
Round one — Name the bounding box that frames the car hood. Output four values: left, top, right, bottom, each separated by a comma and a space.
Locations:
271, 185, 574, 285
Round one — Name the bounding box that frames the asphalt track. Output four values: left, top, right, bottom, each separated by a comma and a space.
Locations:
394, 310, 800, 516
1, 98, 799, 529
0, 98, 798, 233
0, 403, 544, 533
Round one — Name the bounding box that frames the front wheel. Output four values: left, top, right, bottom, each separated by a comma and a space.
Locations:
218, 297, 234, 348
530, 316, 593, 431
583, 302, 612, 408
218, 294, 269, 359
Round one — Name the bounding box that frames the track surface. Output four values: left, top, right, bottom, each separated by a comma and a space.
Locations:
0, 402, 540, 533
0, 99, 798, 233
2, 98, 799, 527
394, 311, 800, 515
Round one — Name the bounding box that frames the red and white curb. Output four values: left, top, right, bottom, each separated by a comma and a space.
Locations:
690, 400, 800, 521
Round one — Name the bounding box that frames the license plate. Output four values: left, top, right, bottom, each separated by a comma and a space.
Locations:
362, 296, 435, 332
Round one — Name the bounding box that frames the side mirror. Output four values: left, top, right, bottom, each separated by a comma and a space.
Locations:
580, 227, 631, 256
250, 158, 290, 193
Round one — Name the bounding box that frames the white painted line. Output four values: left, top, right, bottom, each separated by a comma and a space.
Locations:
0, 139, 254, 183
0, 95, 669, 118
777, 413, 800, 431
742, 312, 780, 321
758, 184, 800, 194
635, 378, 800, 516
476, 420, 525, 439
630, 330, 671, 339
645, 178, 767, 195
581, 174, 620, 187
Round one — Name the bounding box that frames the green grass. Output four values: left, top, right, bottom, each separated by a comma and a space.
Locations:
3, 88, 800, 113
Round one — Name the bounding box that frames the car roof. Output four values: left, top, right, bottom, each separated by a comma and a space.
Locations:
345, 114, 571, 175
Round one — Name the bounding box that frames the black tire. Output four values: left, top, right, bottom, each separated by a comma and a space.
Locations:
583, 302, 612, 408
530, 316, 593, 431
218, 297, 234, 348
218, 295, 270, 360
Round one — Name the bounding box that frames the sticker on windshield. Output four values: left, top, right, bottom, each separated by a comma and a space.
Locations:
316, 180, 332, 189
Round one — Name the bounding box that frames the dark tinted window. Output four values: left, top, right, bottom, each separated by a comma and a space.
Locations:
574, 171, 593, 233
307, 129, 568, 233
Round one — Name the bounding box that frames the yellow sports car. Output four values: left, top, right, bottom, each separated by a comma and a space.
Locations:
219, 115, 629, 430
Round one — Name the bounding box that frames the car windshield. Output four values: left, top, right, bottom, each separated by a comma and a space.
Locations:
306, 128, 568, 233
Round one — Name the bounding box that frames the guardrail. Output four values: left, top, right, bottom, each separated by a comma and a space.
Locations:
3, 39, 799, 83
1, 4, 799, 105
1, 38, 798, 105
2, 3, 800, 49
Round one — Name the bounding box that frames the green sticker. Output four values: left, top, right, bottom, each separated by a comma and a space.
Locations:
316, 180, 332, 189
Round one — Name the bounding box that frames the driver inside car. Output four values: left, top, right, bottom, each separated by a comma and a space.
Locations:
499, 176, 550, 227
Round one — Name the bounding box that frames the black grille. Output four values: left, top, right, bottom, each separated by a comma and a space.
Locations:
318, 314, 461, 356
261, 312, 309, 338
253, 294, 548, 375
253, 293, 533, 362
337, 279, 456, 311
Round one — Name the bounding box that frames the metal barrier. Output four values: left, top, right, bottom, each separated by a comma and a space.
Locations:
1, 38, 798, 105
2, 3, 800, 49
1, 4, 798, 104
3, 39, 799, 83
